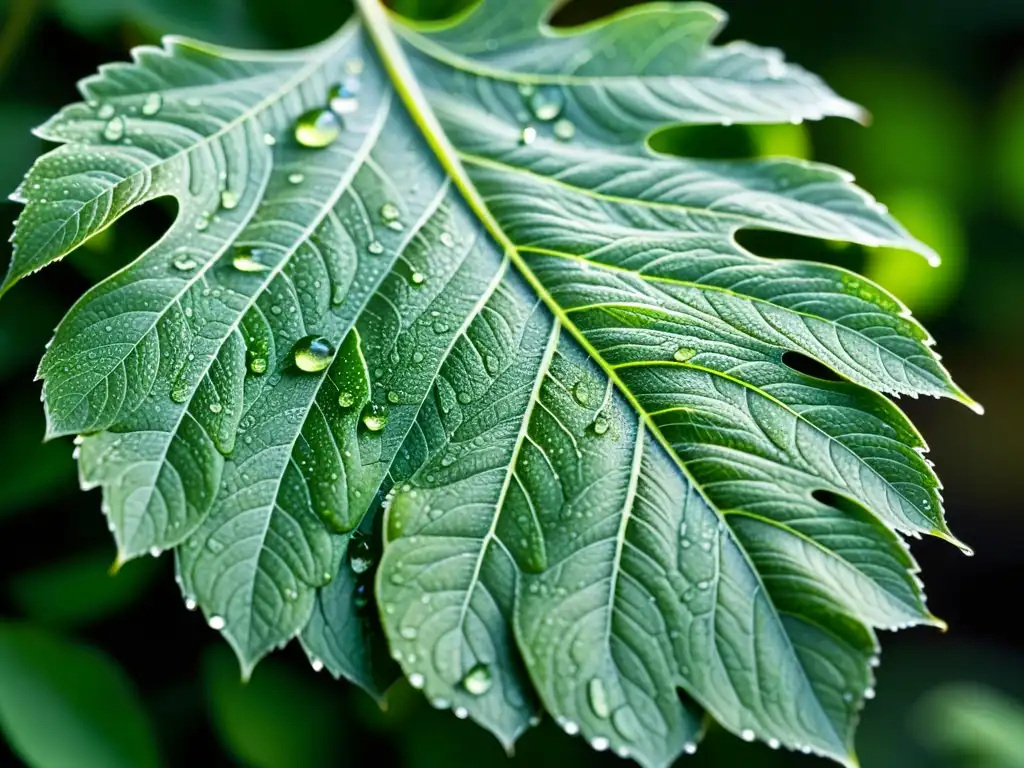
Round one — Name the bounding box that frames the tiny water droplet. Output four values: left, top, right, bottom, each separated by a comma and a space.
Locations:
361, 403, 389, 432
380, 202, 400, 222
328, 77, 361, 115
97, 103, 115, 119
338, 391, 355, 408
248, 353, 268, 375
195, 213, 211, 231
768, 738, 781, 749
453, 706, 469, 719
588, 677, 610, 718
209, 402, 222, 414
103, 116, 126, 142
232, 246, 269, 272
410, 271, 425, 286
220, 190, 239, 210
292, 335, 335, 372
208, 615, 225, 630
387, 390, 401, 404
572, 380, 591, 407
591, 415, 610, 436
741, 729, 755, 742
173, 256, 197, 272
141, 93, 162, 116
294, 108, 342, 148
529, 88, 565, 121
412, 351, 424, 364
683, 742, 697, 755
439, 231, 455, 248
367, 240, 384, 255
519, 126, 537, 145
673, 346, 697, 363
400, 626, 418, 640
263, 133, 277, 145
311, 657, 324, 672
185, 598, 197, 611
553, 118, 576, 141
462, 664, 493, 696
590, 738, 609, 752
288, 172, 305, 185
408, 672, 425, 689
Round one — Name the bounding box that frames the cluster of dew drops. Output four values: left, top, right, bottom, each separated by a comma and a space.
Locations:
515, 82, 575, 146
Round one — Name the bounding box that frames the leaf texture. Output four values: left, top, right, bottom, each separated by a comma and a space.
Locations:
4, 1, 977, 766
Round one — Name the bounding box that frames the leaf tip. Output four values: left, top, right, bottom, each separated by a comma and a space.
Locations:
109, 553, 125, 576
931, 528, 973, 557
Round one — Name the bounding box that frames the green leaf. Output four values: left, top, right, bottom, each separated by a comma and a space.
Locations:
915, 684, 1024, 768
4, 1, 978, 766
0, 623, 162, 768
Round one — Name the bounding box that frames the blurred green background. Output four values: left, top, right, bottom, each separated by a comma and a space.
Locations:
1, 0, 1023, 766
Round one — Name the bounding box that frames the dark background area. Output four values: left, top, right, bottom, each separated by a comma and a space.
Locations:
1, 0, 1022, 766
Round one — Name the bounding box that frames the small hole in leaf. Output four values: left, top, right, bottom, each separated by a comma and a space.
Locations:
736, 229, 865, 271
812, 489, 857, 513
782, 351, 843, 382
548, 0, 646, 26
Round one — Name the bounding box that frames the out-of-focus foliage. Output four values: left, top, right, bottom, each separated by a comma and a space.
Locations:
915, 684, 1024, 768
0, 624, 161, 768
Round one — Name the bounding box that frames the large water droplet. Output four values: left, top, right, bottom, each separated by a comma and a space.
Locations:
554, 118, 576, 141
349, 540, 373, 574
294, 108, 342, 148
529, 88, 565, 121
103, 116, 126, 142
247, 351, 268, 375
232, 246, 269, 273
572, 381, 591, 407
361, 403, 389, 432
141, 93, 162, 116
588, 677, 610, 719
673, 346, 696, 363
292, 335, 335, 372
462, 664, 493, 696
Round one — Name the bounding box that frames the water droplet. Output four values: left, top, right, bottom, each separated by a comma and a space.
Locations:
410, 271, 425, 286
367, 240, 385, 255
97, 103, 115, 119
590, 737, 609, 752
263, 133, 276, 145
141, 93, 162, 116
519, 126, 537, 145
572, 380, 591, 407
674, 346, 697, 363
529, 88, 565, 121
232, 247, 269, 272
387, 390, 401, 404
412, 351, 424, 364
248, 354, 268, 375
588, 677, 610, 719
864, 687, 876, 699
562, 720, 579, 736
517, 83, 536, 98
741, 729, 755, 742
553, 119, 576, 141
328, 77, 361, 115
361, 403, 389, 432
292, 335, 335, 372
220, 190, 239, 210
408, 672, 425, 689
294, 108, 342, 148
311, 657, 324, 672
683, 742, 697, 755
103, 116, 125, 142
453, 706, 469, 719
337, 391, 355, 409
439, 231, 455, 248
462, 664, 493, 696
591, 415, 610, 436
288, 172, 305, 185
209, 402, 222, 414
195, 212, 211, 231
173, 256, 197, 272
208, 615, 225, 630
768, 738, 781, 750
380, 203, 401, 223
185, 598, 197, 611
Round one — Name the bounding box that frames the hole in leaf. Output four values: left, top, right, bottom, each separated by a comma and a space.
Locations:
736, 228, 866, 271
387, 0, 477, 22
548, 0, 646, 27
812, 489, 859, 513
782, 351, 843, 382
648, 124, 757, 160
